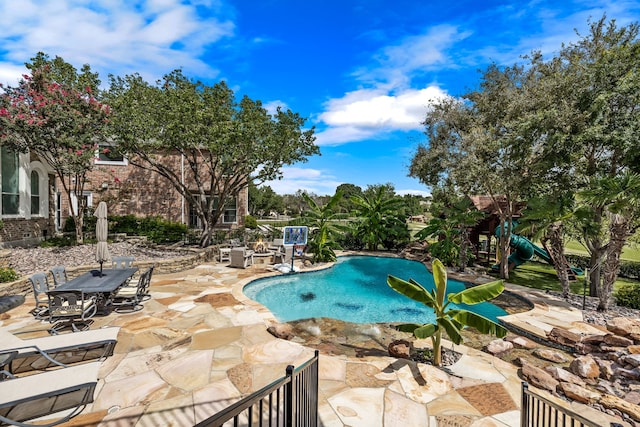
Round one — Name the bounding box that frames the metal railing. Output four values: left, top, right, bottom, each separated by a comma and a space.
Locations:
521, 382, 622, 427
196, 350, 319, 427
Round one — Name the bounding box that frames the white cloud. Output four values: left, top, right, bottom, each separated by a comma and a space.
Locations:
0, 0, 235, 85
262, 167, 341, 196
315, 86, 448, 146
396, 189, 431, 197
263, 99, 289, 116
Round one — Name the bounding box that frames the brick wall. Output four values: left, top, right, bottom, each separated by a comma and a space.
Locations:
0, 218, 55, 247
56, 152, 248, 229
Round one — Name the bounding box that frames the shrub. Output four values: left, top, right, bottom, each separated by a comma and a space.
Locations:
244, 215, 258, 229
0, 267, 20, 283
616, 283, 640, 309
40, 236, 76, 247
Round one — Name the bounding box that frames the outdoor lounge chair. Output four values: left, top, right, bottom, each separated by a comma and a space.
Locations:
28, 272, 51, 319
0, 327, 119, 376
49, 266, 68, 288
47, 290, 98, 335
273, 245, 293, 264
111, 266, 154, 312
229, 247, 254, 268
0, 361, 101, 426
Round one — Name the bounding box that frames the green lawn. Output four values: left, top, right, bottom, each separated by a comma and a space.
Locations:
564, 239, 640, 262
488, 260, 639, 295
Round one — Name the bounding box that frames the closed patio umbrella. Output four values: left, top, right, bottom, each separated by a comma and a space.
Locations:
95, 201, 110, 276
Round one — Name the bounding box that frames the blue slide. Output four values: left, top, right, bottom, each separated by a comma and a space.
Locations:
494, 226, 583, 275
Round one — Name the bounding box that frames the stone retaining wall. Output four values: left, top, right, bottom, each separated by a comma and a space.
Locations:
0, 246, 217, 298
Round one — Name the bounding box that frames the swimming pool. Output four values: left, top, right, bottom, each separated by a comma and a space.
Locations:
243, 256, 507, 324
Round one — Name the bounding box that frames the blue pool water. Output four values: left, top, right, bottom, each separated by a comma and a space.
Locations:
243, 256, 507, 324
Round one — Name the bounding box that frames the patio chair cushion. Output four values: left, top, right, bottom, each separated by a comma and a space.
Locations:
0, 361, 100, 425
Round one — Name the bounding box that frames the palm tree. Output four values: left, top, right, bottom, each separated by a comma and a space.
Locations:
301, 190, 344, 262
387, 258, 507, 366
518, 195, 575, 299
351, 186, 407, 251
580, 171, 640, 311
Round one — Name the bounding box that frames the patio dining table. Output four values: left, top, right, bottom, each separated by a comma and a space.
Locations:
53, 268, 138, 313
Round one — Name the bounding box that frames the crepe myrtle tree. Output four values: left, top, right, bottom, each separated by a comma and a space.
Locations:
106, 70, 319, 247
387, 258, 507, 366
0, 52, 110, 244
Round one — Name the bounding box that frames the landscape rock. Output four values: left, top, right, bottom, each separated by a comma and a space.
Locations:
506, 335, 538, 349
485, 339, 513, 355
558, 382, 601, 404
607, 317, 640, 337
604, 334, 634, 347
267, 323, 295, 340
521, 363, 559, 392
628, 345, 640, 355
599, 393, 640, 422
595, 359, 616, 381
533, 348, 568, 363
620, 354, 640, 368
570, 355, 600, 380
388, 339, 412, 359
624, 391, 640, 405
545, 366, 586, 386
547, 327, 582, 347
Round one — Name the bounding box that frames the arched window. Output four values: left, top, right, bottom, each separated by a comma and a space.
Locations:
1, 146, 19, 215
31, 170, 40, 215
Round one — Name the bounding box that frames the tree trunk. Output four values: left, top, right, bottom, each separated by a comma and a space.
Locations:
457, 227, 469, 272
588, 247, 605, 297
543, 222, 570, 299
74, 213, 84, 245
598, 214, 630, 311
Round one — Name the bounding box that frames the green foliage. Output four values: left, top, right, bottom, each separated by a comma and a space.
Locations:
109, 215, 187, 243
302, 191, 344, 262
0, 267, 20, 283
616, 283, 640, 309
387, 258, 506, 366
0, 52, 110, 245
244, 215, 258, 229
106, 70, 319, 246
40, 236, 76, 248
351, 184, 409, 251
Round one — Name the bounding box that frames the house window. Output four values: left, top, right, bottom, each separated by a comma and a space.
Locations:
1, 146, 19, 215
31, 171, 40, 215
95, 144, 127, 165
222, 197, 237, 223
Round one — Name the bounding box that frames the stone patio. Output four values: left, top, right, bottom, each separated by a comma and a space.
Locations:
0, 258, 632, 426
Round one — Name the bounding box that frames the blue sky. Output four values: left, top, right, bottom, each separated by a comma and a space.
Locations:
1, 1, 639, 196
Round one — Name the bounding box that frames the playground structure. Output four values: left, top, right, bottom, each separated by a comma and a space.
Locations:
493, 225, 584, 280
465, 196, 582, 280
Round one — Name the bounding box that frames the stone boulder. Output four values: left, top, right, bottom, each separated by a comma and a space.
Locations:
388, 339, 412, 359
521, 363, 559, 392
545, 366, 586, 386
603, 333, 634, 347
599, 393, 640, 422
547, 327, 582, 347
485, 339, 513, 355
506, 335, 538, 349
570, 355, 600, 380
267, 323, 295, 340
606, 317, 640, 337
558, 382, 600, 404
533, 348, 568, 363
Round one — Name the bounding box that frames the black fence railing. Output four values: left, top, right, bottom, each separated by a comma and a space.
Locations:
521, 382, 623, 427
196, 350, 319, 427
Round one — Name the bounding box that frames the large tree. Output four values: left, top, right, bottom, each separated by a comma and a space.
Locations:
0, 52, 109, 244
106, 70, 319, 246
410, 64, 541, 279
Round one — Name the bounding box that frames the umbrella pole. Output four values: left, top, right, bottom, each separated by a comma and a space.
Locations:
100, 261, 103, 277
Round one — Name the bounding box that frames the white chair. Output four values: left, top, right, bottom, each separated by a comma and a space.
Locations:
47, 290, 97, 334
229, 247, 254, 268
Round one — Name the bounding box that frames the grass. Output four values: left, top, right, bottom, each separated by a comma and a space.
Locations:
488, 260, 639, 296
564, 239, 640, 262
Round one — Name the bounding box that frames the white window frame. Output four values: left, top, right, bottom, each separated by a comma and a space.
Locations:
1, 148, 30, 218
70, 191, 93, 216
95, 144, 128, 166
27, 161, 49, 219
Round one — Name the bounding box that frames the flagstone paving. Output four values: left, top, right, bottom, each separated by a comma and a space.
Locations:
0, 260, 631, 426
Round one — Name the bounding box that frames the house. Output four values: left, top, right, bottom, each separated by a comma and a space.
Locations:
0, 145, 248, 247
0, 146, 56, 247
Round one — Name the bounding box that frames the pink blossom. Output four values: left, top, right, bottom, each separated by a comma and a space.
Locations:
114, 177, 121, 183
